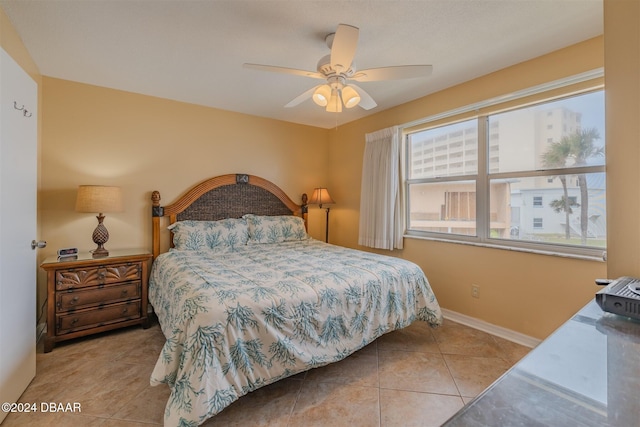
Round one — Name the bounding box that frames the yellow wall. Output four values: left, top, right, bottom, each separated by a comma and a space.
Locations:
328, 37, 607, 339
39, 77, 330, 254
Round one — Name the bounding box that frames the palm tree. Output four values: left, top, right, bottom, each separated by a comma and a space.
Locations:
542, 128, 603, 244
542, 140, 572, 239
550, 197, 580, 216
571, 128, 604, 244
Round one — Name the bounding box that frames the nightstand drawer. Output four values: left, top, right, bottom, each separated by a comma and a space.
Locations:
56, 300, 141, 335
56, 281, 141, 312
55, 262, 142, 290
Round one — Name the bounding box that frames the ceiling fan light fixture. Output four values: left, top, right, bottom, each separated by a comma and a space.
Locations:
326, 89, 342, 112
245, 23, 432, 115
341, 85, 360, 108
312, 84, 331, 107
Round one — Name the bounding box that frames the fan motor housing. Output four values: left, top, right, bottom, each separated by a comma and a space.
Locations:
316, 54, 355, 78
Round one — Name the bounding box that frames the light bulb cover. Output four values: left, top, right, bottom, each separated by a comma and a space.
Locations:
341, 85, 360, 108
312, 85, 331, 107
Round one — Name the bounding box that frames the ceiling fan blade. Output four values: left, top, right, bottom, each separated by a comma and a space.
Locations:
243, 63, 324, 79
351, 65, 433, 82
349, 84, 377, 110
330, 24, 359, 72
284, 85, 321, 108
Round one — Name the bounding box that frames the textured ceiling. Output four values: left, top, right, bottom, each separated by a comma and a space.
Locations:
1, 0, 603, 129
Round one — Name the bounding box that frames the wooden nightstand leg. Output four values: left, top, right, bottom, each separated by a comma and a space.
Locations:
44, 337, 54, 353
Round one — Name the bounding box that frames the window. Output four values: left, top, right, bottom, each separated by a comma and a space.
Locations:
533, 196, 543, 207
404, 85, 605, 258
407, 119, 478, 235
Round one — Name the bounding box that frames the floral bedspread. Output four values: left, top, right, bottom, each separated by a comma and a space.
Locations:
148, 239, 442, 426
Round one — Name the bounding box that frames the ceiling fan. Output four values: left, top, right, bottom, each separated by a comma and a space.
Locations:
243, 24, 433, 112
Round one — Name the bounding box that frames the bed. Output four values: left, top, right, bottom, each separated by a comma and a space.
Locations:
148, 173, 443, 426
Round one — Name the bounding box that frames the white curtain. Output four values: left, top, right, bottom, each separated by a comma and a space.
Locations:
358, 126, 403, 250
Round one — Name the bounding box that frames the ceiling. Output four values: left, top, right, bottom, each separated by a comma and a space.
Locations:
1, 0, 603, 129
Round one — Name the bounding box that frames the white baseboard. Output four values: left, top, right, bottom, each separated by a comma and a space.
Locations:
441, 308, 541, 348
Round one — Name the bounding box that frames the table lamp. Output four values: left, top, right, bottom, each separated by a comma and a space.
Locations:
75, 185, 123, 257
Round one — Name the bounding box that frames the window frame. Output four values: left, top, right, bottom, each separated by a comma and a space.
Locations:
400, 70, 606, 260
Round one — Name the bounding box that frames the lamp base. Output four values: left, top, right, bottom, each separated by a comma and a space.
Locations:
92, 246, 109, 258
92, 214, 110, 258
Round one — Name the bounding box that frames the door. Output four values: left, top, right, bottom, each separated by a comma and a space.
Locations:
0, 47, 38, 424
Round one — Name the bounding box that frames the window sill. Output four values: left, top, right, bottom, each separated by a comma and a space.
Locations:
404, 233, 606, 262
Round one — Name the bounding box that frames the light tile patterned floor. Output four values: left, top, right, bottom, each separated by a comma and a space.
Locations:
3, 318, 530, 426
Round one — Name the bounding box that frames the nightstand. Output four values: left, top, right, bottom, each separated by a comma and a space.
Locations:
41, 249, 153, 353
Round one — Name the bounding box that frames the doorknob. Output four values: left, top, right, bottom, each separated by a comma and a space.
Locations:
31, 240, 47, 250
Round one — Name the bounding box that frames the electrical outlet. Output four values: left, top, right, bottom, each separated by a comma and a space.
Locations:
471, 284, 480, 298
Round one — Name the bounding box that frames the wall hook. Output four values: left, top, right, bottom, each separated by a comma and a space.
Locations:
13, 102, 32, 117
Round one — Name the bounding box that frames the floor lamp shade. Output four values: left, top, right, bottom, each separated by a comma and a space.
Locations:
308, 188, 335, 209
76, 185, 123, 257
309, 187, 334, 243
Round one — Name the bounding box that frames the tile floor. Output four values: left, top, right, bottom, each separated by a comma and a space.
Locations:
3, 318, 530, 427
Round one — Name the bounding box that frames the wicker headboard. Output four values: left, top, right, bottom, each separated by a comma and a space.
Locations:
151, 173, 308, 258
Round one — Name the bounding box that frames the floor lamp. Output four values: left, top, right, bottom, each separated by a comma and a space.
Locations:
309, 187, 335, 243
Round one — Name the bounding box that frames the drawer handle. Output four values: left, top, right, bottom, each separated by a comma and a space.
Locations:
71, 318, 79, 325
121, 289, 128, 296
70, 296, 79, 305
122, 308, 129, 314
